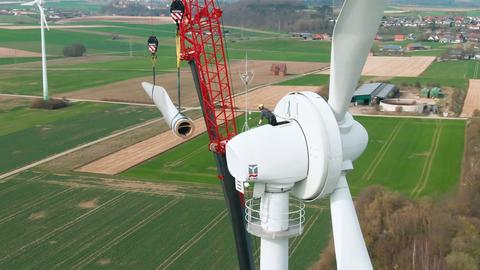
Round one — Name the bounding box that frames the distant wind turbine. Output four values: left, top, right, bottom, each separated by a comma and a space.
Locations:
22, 0, 49, 101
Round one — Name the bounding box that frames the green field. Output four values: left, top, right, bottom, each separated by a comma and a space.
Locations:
0, 20, 332, 96
0, 101, 159, 174
348, 116, 465, 198
389, 60, 479, 91
124, 116, 465, 199
276, 74, 330, 86
0, 171, 328, 269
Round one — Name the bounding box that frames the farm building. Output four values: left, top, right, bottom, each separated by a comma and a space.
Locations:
421, 87, 443, 98
380, 45, 404, 55
352, 83, 399, 105
394, 34, 406, 41
407, 43, 428, 51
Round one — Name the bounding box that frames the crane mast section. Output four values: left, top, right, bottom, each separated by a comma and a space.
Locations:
178, 0, 237, 153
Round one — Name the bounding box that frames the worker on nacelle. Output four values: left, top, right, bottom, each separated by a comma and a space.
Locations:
258, 104, 278, 126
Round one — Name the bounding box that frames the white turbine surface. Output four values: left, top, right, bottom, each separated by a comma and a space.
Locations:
328, 0, 386, 123
142, 82, 195, 138
225, 0, 386, 269
22, 0, 49, 101
328, 0, 385, 269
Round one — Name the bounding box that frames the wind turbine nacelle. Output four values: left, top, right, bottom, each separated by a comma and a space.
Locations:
142, 82, 194, 139
226, 122, 309, 186
226, 92, 347, 200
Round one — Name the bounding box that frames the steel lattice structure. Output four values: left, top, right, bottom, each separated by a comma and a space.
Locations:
178, 0, 237, 153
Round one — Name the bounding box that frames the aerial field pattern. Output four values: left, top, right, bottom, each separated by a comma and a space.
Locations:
124, 116, 465, 198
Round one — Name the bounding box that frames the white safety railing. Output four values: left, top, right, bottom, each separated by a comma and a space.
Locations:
245, 197, 305, 239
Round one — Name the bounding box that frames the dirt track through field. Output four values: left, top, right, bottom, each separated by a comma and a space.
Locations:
411, 121, 442, 198
64, 60, 326, 105
289, 214, 320, 257
69, 198, 182, 270
461, 79, 480, 117
0, 25, 111, 30
320, 56, 435, 77
156, 209, 228, 270
0, 193, 127, 263
0, 187, 74, 225
362, 120, 405, 181
58, 16, 171, 25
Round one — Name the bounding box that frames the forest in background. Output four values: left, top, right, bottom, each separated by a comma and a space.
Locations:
313, 118, 480, 270
223, 0, 334, 33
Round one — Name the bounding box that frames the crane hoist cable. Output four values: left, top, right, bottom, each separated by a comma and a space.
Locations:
170, 0, 185, 111
147, 35, 159, 96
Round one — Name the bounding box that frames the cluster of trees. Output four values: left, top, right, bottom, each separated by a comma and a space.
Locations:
31, 98, 69, 110
222, 0, 334, 33
63, 43, 86, 57
314, 118, 480, 270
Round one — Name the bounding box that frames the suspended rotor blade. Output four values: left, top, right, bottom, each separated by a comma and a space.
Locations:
330, 176, 372, 270
328, 0, 386, 122
38, 5, 49, 31
21, 0, 36, 6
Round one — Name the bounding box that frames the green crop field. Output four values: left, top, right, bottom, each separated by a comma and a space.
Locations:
388, 60, 480, 91
124, 116, 465, 199
0, 170, 328, 270
348, 116, 465, 198
0, 101, 159, 174
0, 22, 330, 96
275, 74, 330, 86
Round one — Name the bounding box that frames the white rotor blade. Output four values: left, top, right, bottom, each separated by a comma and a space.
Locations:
330, 176, 372, 270
21, 0, 36, 6
328, 0, 386, 122
38, 4, 49, 31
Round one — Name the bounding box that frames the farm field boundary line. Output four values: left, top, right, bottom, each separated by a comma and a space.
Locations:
0, 192, 127, 263
69, 198, 182, 270
156, 209, 228, 270
0, 93, 195, 108
0, 67, 174, 72
42, 172, 225, 200
411, 121, 443, 198
76, 117, 208, 175
0, 115, 177, 181
42, 173, 329, 211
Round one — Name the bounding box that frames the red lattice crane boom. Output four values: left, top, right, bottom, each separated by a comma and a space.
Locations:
178, 0, 237, 153
171, 1, 255, 269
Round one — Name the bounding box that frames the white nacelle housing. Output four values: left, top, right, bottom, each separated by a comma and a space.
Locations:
226, 91, 345, 201
226, 122, 308, 185
142, 82, 194, 138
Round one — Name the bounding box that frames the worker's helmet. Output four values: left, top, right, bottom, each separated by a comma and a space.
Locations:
258, 104, 264, 110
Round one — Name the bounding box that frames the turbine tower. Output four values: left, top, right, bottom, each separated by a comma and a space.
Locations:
225, 0, 387, 269
22, 0, 49, 101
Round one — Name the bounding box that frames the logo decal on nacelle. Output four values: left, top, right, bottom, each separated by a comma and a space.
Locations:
248, 164, 258, 180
